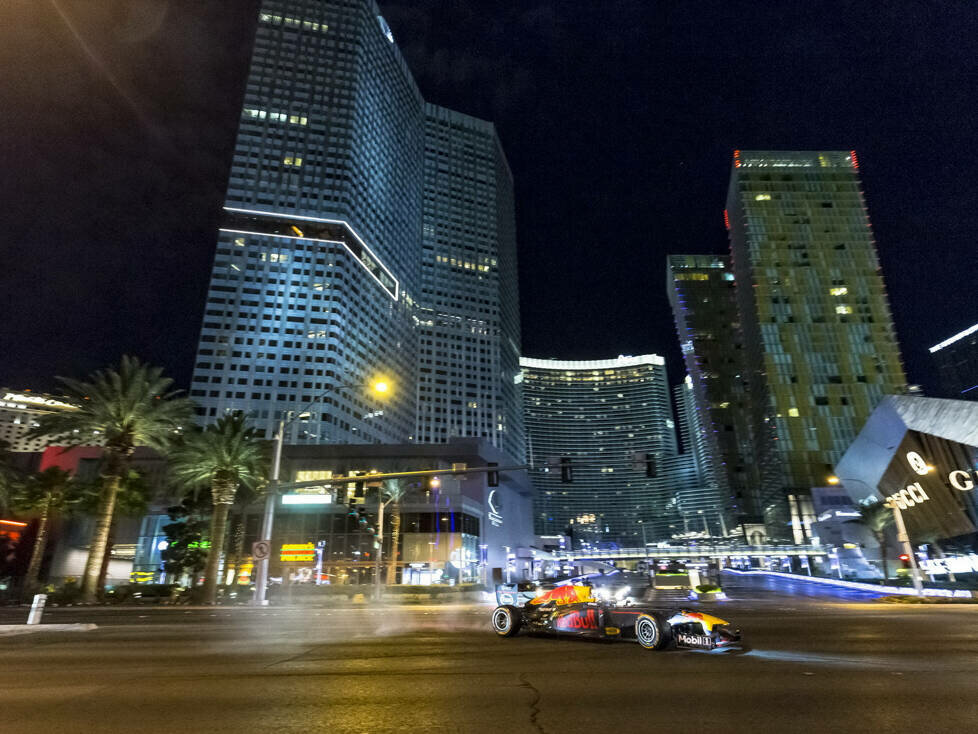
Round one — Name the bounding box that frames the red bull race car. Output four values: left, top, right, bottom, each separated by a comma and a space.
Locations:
490, 584, 741, 651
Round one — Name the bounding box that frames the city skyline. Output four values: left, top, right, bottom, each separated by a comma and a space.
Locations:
2, 2, 975, 400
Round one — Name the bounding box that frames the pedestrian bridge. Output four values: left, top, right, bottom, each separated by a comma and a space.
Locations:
557, 545, 825, 562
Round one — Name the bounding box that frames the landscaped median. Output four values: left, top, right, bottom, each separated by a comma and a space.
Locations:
723, 568, 978, 599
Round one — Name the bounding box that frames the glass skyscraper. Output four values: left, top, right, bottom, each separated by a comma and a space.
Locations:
725, 150, 908, 534
929, 322, 978, 401
190, 1, 522, 456
521, 355, 682, 545
667, 255, 770, 531
416, 105, 524, 461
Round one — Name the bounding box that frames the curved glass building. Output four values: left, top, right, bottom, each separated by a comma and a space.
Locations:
521, 355, 682, 546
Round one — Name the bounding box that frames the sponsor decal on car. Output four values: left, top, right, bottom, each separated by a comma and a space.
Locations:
529, 585, 595, 607
676, 632, 715, 648
555, 608, 599, 630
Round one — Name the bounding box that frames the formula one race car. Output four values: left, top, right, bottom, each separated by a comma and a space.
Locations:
490, 584, 741, 651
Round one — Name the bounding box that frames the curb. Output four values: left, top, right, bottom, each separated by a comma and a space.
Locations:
0, 623, 98, 637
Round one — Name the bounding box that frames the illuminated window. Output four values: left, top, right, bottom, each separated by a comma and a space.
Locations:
675, 273, 709, 281
788, 408, 799, 417
830, 287, 848, 296
233, 237, 246, 247
283, 156, 303, 167
835, 305, 852, 315
755, 193, 772, 201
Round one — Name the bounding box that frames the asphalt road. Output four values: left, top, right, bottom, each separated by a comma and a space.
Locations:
2, 574, 978, 734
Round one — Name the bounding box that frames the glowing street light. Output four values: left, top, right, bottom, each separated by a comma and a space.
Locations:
253, 378, 393, 606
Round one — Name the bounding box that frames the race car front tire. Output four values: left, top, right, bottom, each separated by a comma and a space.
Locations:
491, 605, 522, 637
635, 613, 667, 650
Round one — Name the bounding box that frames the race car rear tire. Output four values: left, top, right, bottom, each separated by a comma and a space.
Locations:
635, 613, 667, 650
491, 605, 522, 637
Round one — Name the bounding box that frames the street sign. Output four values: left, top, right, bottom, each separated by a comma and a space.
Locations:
252, 540, 271, 561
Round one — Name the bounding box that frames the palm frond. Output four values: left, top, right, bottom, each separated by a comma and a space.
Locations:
169, 413, 269, 499
27, 356, 194, 456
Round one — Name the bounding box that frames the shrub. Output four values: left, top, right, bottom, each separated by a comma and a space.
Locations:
48, 580, 83, 605
696, 584, 721, 593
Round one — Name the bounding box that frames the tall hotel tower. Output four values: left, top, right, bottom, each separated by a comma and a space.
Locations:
416, 105, 524, 461
667, 255, 770, 531
190, 1, 522, 455
726, 150, 907, 531
521, 356, 680, 545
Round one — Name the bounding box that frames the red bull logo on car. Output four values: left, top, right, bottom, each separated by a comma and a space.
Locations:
529, 585, 595, 606
555, 609, 599, 630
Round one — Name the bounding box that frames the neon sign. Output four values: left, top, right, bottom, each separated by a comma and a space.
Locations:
488, 490, 503, 527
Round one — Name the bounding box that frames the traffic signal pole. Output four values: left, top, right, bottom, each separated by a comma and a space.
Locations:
252, 418, 285, 606
374, 497, 386, 601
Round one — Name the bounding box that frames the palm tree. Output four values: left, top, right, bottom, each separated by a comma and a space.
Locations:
382, 478, 411, 585
0, 439, 21, 515
169, 414, 266, 604
12, 467, 74, 596
27, 356, 193, 603
855, 501, 895, 580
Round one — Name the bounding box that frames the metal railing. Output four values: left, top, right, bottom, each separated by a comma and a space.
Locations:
558, 544, 825, 561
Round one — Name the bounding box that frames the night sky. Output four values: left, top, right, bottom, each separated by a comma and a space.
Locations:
3, 1, 976, 396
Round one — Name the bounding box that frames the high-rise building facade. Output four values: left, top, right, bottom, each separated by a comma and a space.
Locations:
667, 255, 770, 529
929, 322, 978, 401
189, 1, 522, 456
725, 150, 908, 531
521, 355, 680, 545
416, 105, 524, 461
672, 375, 733, 533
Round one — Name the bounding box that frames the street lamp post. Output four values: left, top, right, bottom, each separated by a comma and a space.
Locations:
252, 418, 286, 606
889, 500, 924, 594
252, 379, 390, 606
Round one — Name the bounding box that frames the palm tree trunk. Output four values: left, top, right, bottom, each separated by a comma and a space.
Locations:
202, 480, 235, 604
386, 501, 401, 585
931, 541, 956, 583
97, 525, 116, 593
877, 532, 889, 580
23, 494, 51, 597
81, 473, 121, 603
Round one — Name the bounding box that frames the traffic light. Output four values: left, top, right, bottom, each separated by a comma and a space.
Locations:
898, 553, 911, 569
487, 462, 499, 487
560, 457, 573, 483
